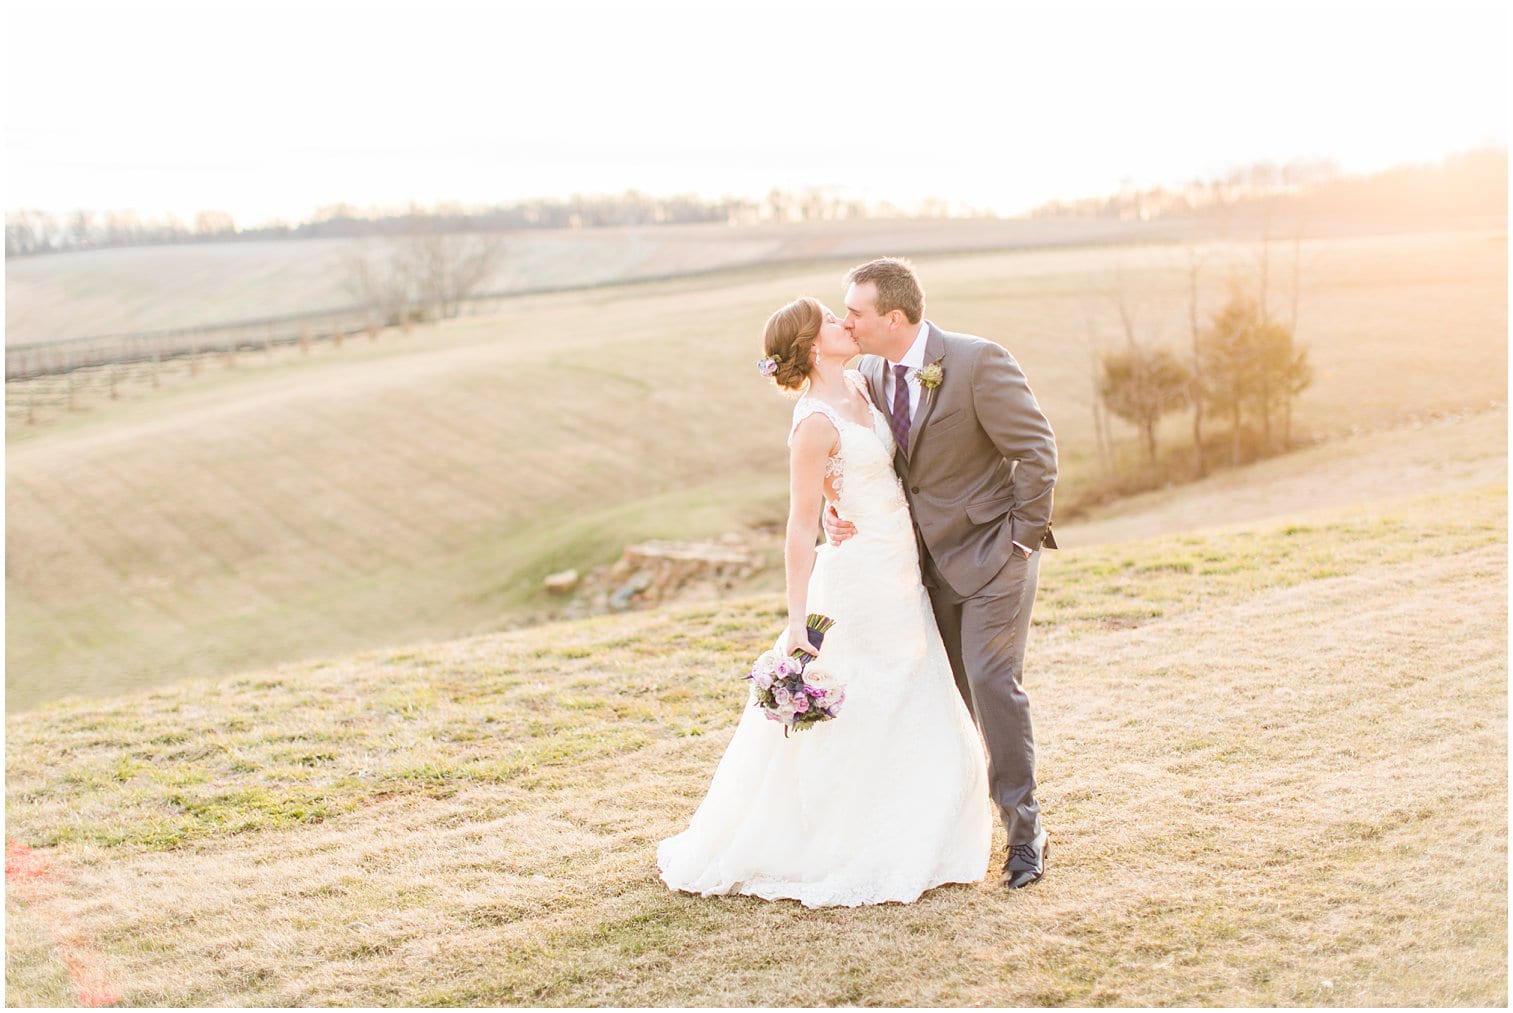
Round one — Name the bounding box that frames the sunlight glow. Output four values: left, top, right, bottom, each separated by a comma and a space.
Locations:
5, 0, 1507, 225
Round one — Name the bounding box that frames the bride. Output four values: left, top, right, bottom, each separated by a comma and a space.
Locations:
656, 297, 990, 908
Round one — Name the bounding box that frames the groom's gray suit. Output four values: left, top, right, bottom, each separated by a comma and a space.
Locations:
861, 322, 1057, 859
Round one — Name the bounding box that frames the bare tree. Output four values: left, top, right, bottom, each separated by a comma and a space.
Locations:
765, 188, 791, 222
1258, 318, 1313, 450
404, 227, 503, 321
194, 210, 237, 237
342, 220, 502, 330
1183, 243, 1209, 476
1083, 310, 1113, 480
1249, 210, 1312, 450
1283, 221, 1307, 446
68, 210, 94, 249
5, 209, 61, 256
342, 241, 416, 332
1199, 284, 1260, 465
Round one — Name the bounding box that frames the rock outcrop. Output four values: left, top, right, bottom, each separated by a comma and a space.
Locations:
552, 534, 766, 615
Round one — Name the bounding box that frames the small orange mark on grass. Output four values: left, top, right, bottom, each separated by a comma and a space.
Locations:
7, 840, 123, 1007
6, 840, 50, 882
62, 945, 123, 1007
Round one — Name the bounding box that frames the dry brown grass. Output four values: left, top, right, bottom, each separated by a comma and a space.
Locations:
4, 893, 77, 1006
6, 229, 1505, 712
5, 482, 1505, 1006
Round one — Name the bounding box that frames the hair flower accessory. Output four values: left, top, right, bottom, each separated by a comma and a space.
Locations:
758, 354, 781, 378
916, 355, 945, 390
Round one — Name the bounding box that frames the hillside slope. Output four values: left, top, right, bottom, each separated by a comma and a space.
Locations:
7, 231, 1504, 710
5, 481, 1505, 1006
1061, 406, 1506, 547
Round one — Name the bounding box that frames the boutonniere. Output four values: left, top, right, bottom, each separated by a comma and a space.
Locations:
916, 355, 945, 390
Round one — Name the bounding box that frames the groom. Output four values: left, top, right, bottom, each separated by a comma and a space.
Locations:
826, 257, 1058, 889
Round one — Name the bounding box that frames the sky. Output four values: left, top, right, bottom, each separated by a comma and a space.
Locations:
5, 0, 1508, 226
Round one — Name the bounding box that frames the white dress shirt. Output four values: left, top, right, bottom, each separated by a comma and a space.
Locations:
882, 321, 932, 421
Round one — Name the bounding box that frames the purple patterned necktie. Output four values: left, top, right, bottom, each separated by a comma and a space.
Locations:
889, 363, 911, 454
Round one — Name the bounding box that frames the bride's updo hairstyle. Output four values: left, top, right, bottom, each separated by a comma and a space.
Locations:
761, 297, 822, 393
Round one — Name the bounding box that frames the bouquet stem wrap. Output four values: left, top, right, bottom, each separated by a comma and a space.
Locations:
790, 613, 836, 664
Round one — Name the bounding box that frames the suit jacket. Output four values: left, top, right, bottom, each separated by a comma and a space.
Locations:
861, 322, 1058, 598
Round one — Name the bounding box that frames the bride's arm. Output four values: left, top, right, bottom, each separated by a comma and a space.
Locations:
783, 414, 836, 657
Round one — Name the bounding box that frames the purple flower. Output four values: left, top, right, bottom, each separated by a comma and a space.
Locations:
745, 635, 846, 731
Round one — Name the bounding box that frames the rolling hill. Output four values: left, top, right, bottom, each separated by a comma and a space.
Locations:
5, 220, 1506, 1002
5, 228, 1506, 711
5, 217, 1213, 345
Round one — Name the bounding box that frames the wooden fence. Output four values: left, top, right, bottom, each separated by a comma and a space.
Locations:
1, 294, 547, 425
4, 306, 378, 381
3, 286, 548, 382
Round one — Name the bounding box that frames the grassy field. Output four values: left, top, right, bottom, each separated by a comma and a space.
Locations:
6, 227, 1505, 711
5, 475, 1505, 1005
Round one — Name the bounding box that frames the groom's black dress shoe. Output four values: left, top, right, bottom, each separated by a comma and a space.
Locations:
1000, 829, 1048, 890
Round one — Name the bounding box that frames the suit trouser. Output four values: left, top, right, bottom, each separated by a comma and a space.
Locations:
923, 548, 1042, 852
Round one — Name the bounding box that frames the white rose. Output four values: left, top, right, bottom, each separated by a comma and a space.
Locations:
803, 665, 841, 694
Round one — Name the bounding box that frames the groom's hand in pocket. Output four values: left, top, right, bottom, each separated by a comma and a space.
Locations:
823, 502, 857, 546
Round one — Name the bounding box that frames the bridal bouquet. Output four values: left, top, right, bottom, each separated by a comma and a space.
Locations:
745, 614, 844, 735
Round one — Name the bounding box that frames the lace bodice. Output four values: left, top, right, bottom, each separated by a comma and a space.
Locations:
787, 370, 907, 520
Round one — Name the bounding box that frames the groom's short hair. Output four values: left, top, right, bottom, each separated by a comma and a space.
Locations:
846, 257, 924, 324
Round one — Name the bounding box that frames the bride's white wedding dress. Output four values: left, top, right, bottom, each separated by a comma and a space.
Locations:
657, 370, 990, 908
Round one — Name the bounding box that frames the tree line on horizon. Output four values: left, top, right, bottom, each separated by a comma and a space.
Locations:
1032, 148, 1504, 226
5, 148, 1503, 259
3, 187, 958, 259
